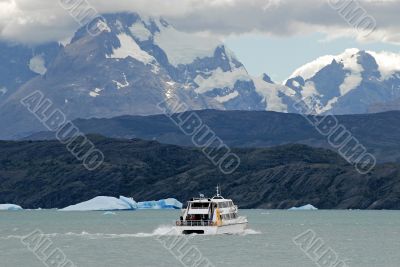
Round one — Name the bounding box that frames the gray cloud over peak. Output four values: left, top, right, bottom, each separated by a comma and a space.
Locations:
0, 0, 398, 45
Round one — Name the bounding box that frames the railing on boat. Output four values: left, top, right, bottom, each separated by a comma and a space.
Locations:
176, 220, 214, 226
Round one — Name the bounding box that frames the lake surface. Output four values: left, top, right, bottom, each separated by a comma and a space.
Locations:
1, 210, 399, 267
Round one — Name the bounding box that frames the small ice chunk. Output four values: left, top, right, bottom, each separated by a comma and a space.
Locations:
289, 204, 318, 211
292, 80, 300, 87
103, 211, 116, 215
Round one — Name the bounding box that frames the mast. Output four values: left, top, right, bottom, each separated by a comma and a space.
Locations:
216, 185, 221, 197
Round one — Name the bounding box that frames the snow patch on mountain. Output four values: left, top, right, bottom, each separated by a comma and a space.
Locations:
154, 21, 221, 66
59, 36, 72, 46
29, 55, 47, 75
194, 67, 251, 94
96, 19, 111, 33
253, 76, 295, 112
215, 91, 239, 103
0, 87, 7, 96
320, 97, 339, 113
337, 49, 364, 96
89, 88, 102, 97
302, 81, 318, 98
338, 49, 364, 96
113, 73, 129, 89
130, 21, 152, 41
107, 33, 155, 64
292, 80, 300, 87
367, 51, 400, 80
288, 55, 335, 82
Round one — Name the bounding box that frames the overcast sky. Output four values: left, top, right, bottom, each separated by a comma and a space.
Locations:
0, 0, 399, 81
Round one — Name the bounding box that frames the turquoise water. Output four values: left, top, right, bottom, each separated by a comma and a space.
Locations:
0, 210, 400, 267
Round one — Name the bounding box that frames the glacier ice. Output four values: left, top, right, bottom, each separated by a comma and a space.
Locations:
137, 198, 182, 210
62, 196, 134, 211
61, 196, 181, 211
0, 204, 23, 211
119, 196, 138, 209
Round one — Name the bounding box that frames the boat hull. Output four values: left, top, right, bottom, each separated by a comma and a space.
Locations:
174, 222, 248, 235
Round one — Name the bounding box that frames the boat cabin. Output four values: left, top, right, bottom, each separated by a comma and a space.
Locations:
177, 188, 239, 228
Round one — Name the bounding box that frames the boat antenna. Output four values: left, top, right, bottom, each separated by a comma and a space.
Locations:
216, 184, 221, 197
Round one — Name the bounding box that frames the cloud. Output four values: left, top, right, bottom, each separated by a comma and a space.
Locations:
0, 0, 399, 45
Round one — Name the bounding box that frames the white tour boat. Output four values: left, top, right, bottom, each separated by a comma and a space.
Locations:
174, 186, 248, 235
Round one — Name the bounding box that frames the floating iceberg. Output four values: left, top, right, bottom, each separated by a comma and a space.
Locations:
119, 196, 138, 209
0, 204, 23, 211
62, 196, 137, 211
289, 204, 318, 211
61, 196, 182, 211
137, 198, 183, 210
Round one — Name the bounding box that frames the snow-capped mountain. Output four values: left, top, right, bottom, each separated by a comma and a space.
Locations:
2, 12, 400, 139
282, 49, 400, 114
0, 12, 264, 139
253, 73, 297, 113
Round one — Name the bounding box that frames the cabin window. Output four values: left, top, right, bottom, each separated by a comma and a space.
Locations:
191, 202, 210, 209
218, 202, 229, 208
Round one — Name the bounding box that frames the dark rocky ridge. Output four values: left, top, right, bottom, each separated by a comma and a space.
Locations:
1, 136, 399, 210
25, 109, 400, 163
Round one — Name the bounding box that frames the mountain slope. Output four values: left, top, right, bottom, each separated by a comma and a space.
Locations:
1, 136, 400, 210
25, 109, 400, 163
0, 13, 264, 139
2, 13, 400, 139
0, 41, 62, 105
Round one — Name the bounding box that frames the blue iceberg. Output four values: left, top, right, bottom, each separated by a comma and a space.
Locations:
137, 198, 183, 210
61, 196, 182, 211
119, 196, 138, 209
61, 196, 137, 211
